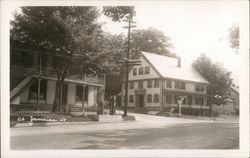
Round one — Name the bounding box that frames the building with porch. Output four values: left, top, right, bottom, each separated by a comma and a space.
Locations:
10, 49, 105, 113
121, 51, 210, 116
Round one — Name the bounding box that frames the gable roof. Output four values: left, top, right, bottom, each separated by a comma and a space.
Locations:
141, 51, 209, 84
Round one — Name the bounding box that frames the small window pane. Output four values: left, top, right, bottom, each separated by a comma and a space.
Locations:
166, 94, 172, 104
139, 67, 143, 75
166, 80, 172, 88
145, 66, 150, 74
147, 80, 152, 88
147, 94, 152, 103
133, 68, 137, 76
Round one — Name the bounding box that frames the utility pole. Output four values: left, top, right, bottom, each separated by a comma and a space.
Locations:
122, 17, 136, 117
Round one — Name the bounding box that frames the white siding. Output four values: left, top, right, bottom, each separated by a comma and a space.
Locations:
88, 86, 95, 107
129, 56, 160, 81
164, 79, 207, 94
145, 86, 160, 107
125, 80, 161, 108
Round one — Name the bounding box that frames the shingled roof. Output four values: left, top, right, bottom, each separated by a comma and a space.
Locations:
141, 51, 209, 84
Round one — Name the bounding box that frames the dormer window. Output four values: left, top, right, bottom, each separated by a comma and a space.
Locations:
145, 66, 150, 74
139, 67, 143, 75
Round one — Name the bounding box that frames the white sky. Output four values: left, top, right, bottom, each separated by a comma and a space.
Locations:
10, 1, 248, 85
99, 1, 248, 85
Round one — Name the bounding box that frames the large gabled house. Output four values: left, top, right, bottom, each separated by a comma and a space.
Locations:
121, 51, 210, 116
10, 49, 105, 113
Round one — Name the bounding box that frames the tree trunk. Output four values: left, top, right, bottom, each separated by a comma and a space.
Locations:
52, 64, 69, 113
52, 82, 61, 112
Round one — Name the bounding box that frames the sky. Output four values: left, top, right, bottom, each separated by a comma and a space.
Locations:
10, 1, 247, 85
99, 1, 247, 85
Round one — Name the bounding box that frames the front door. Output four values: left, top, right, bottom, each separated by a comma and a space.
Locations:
138, 94, 144, 107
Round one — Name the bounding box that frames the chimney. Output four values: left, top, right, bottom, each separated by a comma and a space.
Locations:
177, 56, 181, 67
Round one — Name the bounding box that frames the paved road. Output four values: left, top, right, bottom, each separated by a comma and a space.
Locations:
10, 113, 239, 149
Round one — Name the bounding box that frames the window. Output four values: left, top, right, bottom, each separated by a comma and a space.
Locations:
138, 81, 143, 89
166, 94, 172, 104
153, 94, 159, 103
195, 84, 204, 92
129, 95, 134, 103
166, 79, 172, 88
183, 98, 187, 104
139, 67, 144, 75
175, 81, 185, 90
188, 96, 192, 105
195, 97, 204, 105
147, 80, 152, 88
130, 81, 134, 89
133, 68, 137, 76
29, 79, 47, 99
147, 94, 152, 103
174, 95, 179, 104
145, 66, 150, 74
154, 79, 159, 88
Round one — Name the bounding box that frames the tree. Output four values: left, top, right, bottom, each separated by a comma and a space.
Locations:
10, 7, 103, 112
102, 7, 176, 98
103, 6, 135, 22
130, 27, 176, 59
228, 24, 239, 53
98, 33, 127, 97
192, 54, 233, 105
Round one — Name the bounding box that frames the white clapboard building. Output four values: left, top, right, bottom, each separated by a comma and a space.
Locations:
121, 51, 210, 116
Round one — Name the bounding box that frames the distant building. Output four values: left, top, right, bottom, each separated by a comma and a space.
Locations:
229, 85, 239, 114
10, 49, 105, 113
121, 51, 210, 116
212, 85, 239, 116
